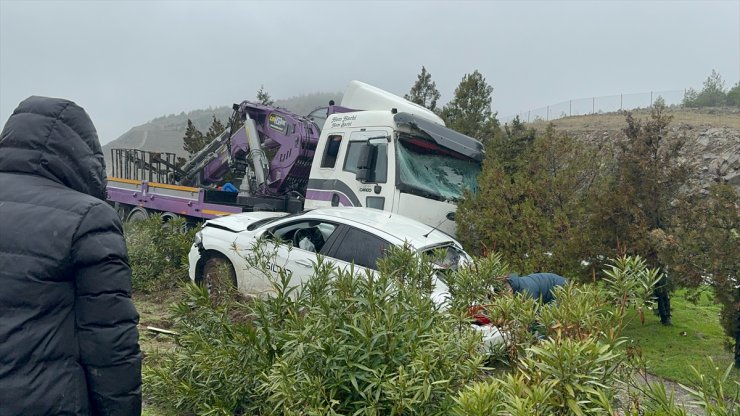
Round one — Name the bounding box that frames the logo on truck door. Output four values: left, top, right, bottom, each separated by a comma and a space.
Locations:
269, 114, 287, 133
330, 115, 357, 129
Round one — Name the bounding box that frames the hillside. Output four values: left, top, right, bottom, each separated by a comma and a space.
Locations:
102, 92, 341, 171
527, 106, 740, 192
104, 102, 739, 192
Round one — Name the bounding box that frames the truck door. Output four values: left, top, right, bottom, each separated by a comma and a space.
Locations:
340, 129, 395, 211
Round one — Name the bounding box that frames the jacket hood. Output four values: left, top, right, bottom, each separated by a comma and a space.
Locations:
0, 96, 107, 200
506, 273, 522, 292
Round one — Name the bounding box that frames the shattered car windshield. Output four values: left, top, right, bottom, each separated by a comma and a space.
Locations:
422, 243, 470, 271
396, 136, 480, 201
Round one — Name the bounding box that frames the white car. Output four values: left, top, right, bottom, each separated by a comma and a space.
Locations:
188, 207, 503, 348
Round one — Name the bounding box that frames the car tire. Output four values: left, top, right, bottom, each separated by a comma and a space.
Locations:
200, 253, 238, 305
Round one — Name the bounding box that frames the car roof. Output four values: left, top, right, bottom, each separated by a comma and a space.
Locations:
298, 207, 457, 250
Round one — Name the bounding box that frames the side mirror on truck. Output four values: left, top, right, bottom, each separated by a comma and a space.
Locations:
356, 144, 378, 182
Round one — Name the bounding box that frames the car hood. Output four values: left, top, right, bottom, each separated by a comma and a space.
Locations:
205, 211, 287, 232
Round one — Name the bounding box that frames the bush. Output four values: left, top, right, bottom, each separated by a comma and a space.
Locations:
125, 215, 196, 293
144, 247, 487, 415
143, 244, 735, 414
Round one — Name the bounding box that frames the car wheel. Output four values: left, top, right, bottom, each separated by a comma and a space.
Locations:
201, 253, 238, 305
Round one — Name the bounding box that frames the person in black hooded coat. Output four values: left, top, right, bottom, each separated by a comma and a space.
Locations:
0, 97, 141, 415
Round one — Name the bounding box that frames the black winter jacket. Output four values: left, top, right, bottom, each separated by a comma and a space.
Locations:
0, 97, 141, 415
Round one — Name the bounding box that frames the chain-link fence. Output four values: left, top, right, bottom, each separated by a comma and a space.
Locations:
500, 89, 686, 123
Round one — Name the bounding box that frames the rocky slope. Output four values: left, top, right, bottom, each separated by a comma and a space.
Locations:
529, 107, 740, 193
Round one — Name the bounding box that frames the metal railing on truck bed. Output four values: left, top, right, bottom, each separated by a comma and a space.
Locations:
110, 149, 182, 184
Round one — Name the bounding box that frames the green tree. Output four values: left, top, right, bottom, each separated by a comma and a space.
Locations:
656, 183, 739, 366
587, 103, 694, 321
488, 116, 536, 175
204, 115, 225, 142
256, 84, 274, 106
726, 81, 740, 107
183, 119, 206, 156
458, 125, 602, 278
183, 116, 226, 156
441, 70, 499, 144
404, 66, 441, 112
683, 69, 727, 107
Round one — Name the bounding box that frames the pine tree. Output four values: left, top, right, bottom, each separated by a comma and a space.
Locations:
587, 103, 694, 323
441, 70, 498, 143
457, 125, 601, 277
205, 115, 226, 142
404, 66, 441, 111
683, 69, 728, 107
183, 116, 226, 156
257, 85, 274, 106
657, 184, 739, 365
183, 119, 206, 156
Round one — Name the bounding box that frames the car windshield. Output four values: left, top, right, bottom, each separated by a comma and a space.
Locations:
421, 243, 470, 271
396, 137, 480, 202
247, 211, 303, 231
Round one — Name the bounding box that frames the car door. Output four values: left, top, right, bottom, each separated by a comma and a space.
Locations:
248, 218, 341, 294
323, 225, 392, 276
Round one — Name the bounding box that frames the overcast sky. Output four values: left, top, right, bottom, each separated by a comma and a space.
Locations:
1, 0, 738, 144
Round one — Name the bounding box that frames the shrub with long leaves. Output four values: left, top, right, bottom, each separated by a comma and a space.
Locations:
145, 244, 487, 415
125, 215, 196, 293
602, 255, 662, 325
539, 284, 616, 342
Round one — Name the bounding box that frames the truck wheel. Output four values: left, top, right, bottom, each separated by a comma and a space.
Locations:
114, 203, 130, 221
127, 207, 149, 222
161, 212, 179, 222
160, 212, 188, 232
200, 253, 238, 305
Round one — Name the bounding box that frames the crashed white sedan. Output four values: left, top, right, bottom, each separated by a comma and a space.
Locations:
188, 207, 503, 348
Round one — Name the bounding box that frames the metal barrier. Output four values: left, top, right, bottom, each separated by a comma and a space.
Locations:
110, 148, 181, 184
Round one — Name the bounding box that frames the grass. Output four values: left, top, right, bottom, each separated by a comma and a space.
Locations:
621, 289, 738, 394
135, 291, 179, 416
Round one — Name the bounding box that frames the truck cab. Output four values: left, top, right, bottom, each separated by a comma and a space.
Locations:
304, 82, 484, 237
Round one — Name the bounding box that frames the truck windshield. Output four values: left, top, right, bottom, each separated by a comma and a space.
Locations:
396, 137, 480, 202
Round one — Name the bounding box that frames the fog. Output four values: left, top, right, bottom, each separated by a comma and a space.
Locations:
1, 0, 738, 143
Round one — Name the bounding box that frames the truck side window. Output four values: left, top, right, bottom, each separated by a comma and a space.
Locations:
344, 141, 387, 183
321, 135, 343, 168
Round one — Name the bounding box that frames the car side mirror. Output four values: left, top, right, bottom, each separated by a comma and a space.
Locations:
356, 144, 377, 182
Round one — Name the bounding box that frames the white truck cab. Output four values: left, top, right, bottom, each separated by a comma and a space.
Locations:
304, 81, 484, 237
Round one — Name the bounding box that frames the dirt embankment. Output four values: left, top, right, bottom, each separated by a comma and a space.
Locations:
528, 107, 740, 193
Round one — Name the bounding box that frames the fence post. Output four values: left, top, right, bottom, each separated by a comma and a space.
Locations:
528, 111, 530, 123
592, 97, 595, 114
570, 100, 572, 116
650, 91, 653, 107
547, 106, 550, 121
620, 94, 623, 111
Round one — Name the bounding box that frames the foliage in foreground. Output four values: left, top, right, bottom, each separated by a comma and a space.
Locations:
142, 248, 737, 415
145, 248, 485, 415
124, 215, 196, 293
